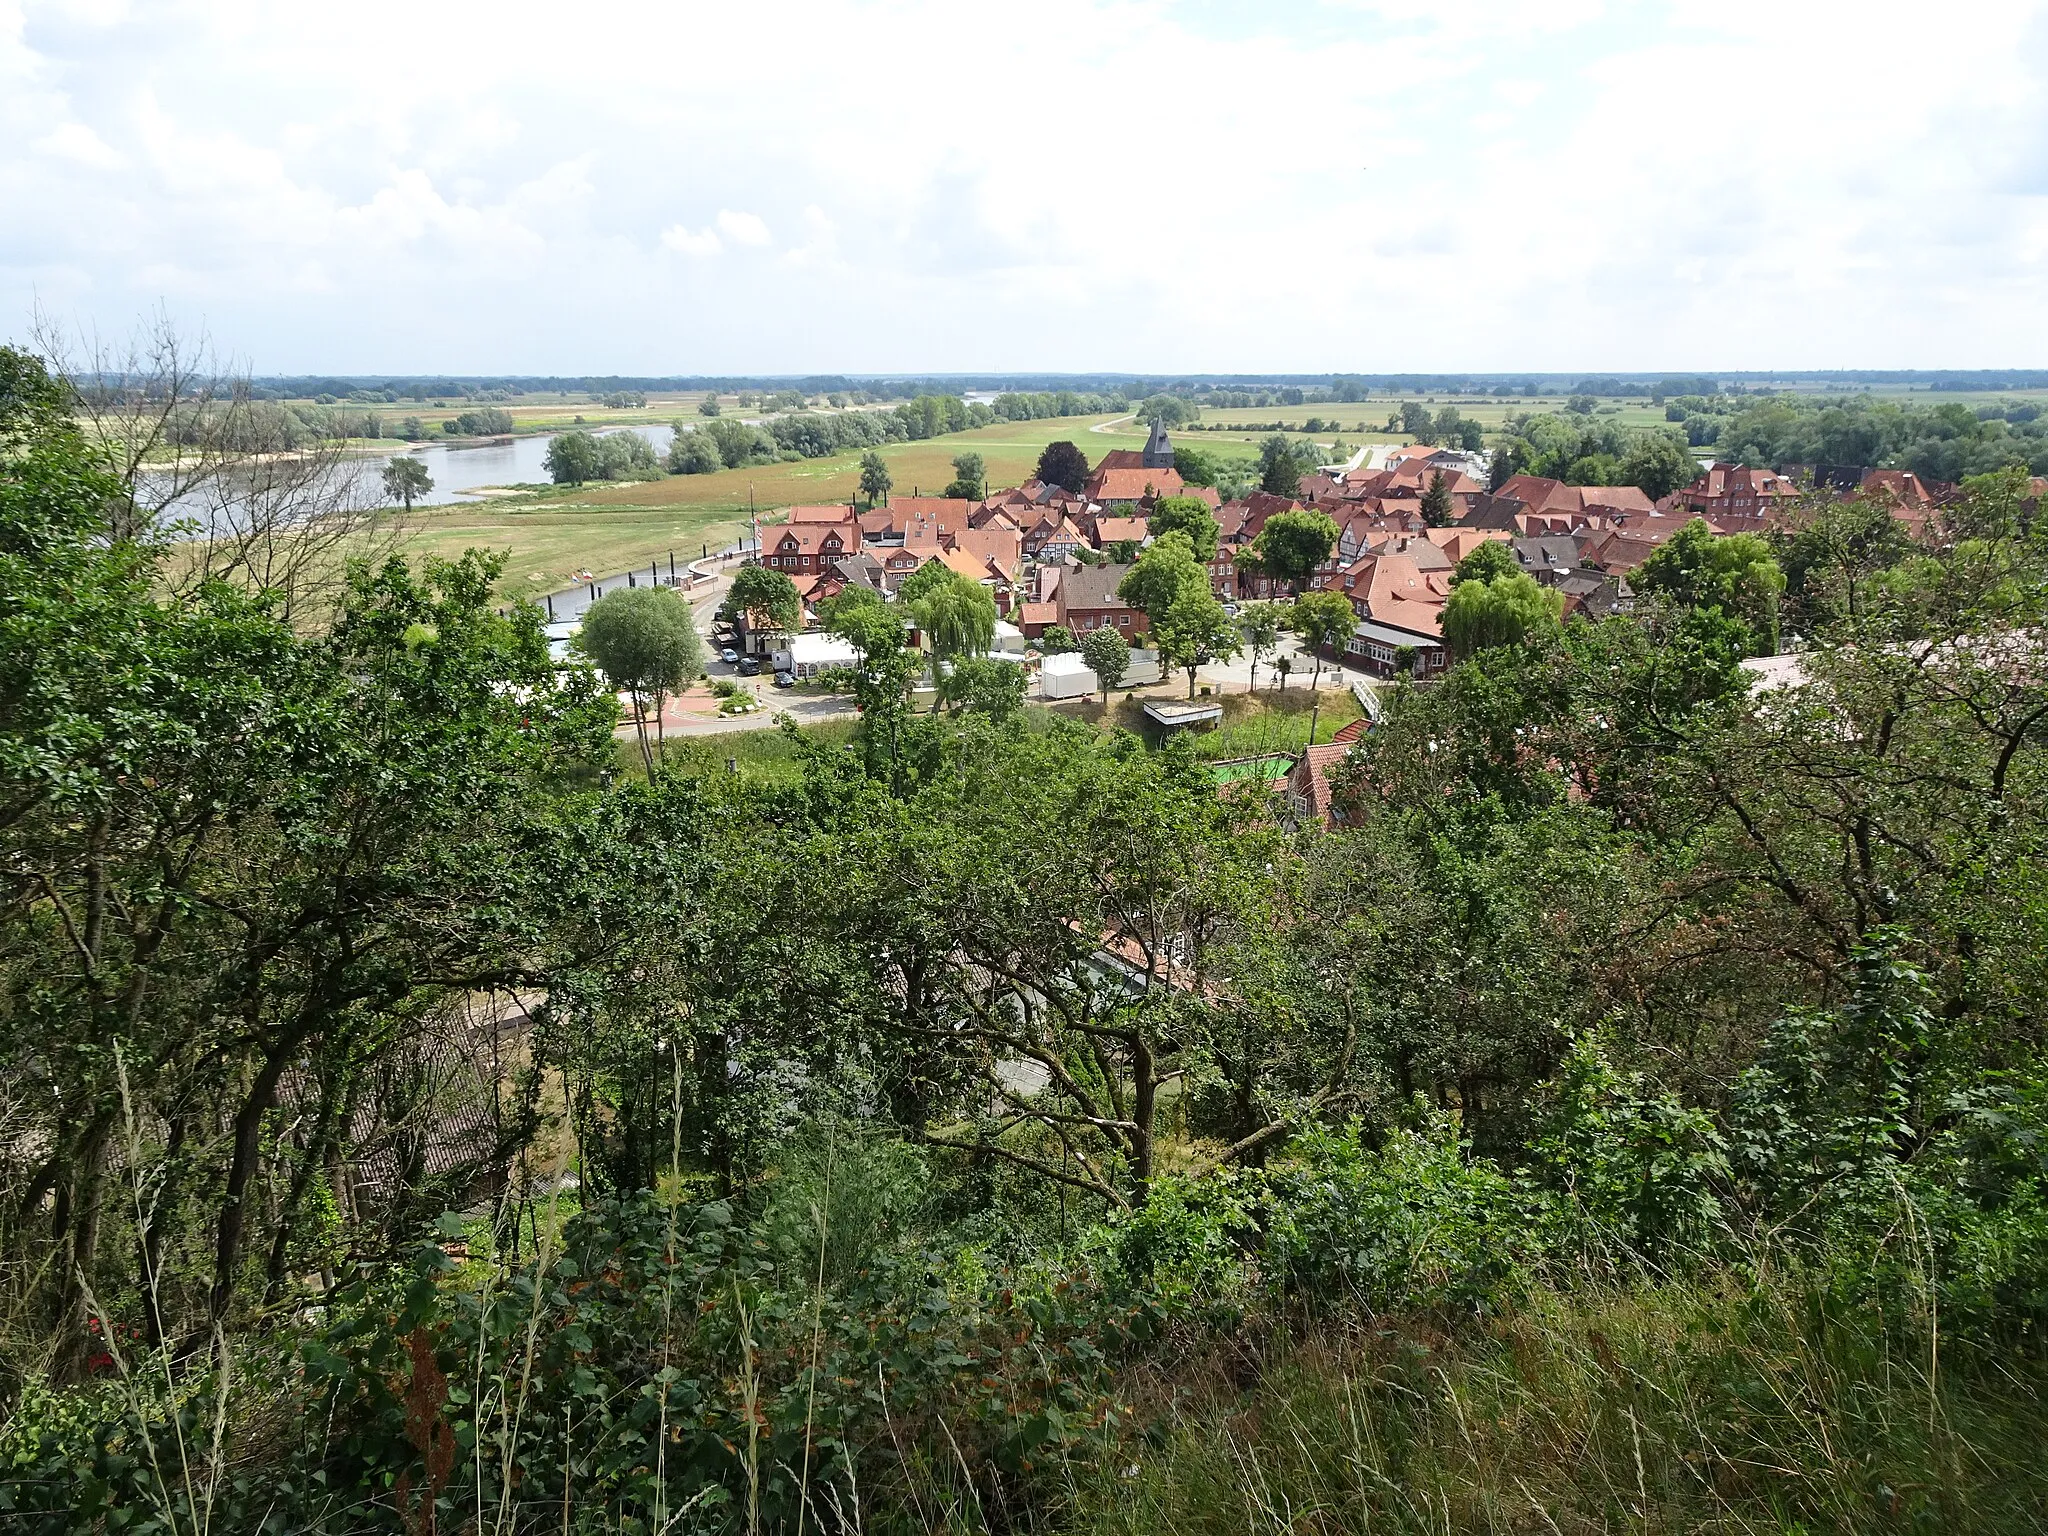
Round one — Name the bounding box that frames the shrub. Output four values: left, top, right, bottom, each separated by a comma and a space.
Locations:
1264, 1118, 1542, 1315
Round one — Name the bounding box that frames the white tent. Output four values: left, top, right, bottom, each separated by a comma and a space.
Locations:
775, 633, 859, 678
1040, 651, 1098, 700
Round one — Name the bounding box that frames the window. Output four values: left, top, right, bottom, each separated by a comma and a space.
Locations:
1117, 614, 1129, 626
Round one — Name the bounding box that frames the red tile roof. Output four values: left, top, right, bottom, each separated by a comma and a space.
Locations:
1289, 743, 1352, 826
1089, 467, 1184, 503
1092, 516, 1149, 547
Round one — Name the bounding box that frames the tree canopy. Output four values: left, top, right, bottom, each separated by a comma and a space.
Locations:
859, 448, 893, 506
1149, 494, 1221, 561
912, 569, 997, 662
943, 451, 986, 500
577, 586, 704, 770
381, 455, 432, 511
1080, 625, 1130, 701
1637, 518, 1785, 655
1451, 539, 1518, 586
1117, 531, 1209, 620
1441, 569, 1564, 658
1421, 470, 1454, 526
1151, 585, 1240, 697
1036, 439, 1090, 493
544, 429, 602, 484
1252, 509, 1341, 593
1259, 434, 1317, 495
727, 562, 802, 632
1289, 588, 1355, 689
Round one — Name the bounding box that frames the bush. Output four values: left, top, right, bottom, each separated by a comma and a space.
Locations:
1264, 1119, 1542, 1315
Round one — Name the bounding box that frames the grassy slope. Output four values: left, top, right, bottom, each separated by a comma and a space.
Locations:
1064, 1280, 2048, 1536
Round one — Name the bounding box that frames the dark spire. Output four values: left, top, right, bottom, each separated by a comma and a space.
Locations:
1143, 417, 1174, 470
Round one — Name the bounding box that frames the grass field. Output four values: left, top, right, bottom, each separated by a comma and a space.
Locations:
391, 413, 1167, 594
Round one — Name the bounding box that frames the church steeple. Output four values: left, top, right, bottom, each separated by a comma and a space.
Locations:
1142, 417, 1174, 469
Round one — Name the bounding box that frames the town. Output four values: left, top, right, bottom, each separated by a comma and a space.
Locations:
673, 410, 1987, 827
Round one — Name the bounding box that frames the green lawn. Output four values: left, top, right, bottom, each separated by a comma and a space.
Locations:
620, 718, 863, 785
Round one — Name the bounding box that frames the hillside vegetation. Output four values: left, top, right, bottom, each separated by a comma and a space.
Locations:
5, 342, 2048, 1533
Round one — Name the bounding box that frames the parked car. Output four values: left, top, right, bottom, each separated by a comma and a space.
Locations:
736, 657, 762, 676
719, 647, 739, 665
773, 671, 795, 688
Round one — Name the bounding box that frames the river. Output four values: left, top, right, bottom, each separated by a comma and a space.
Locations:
352, 422, 676, 506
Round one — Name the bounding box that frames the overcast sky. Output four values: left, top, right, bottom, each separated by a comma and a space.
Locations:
5, 0, 2046, 375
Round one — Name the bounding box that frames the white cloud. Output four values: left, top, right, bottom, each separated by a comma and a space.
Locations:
32, 120, 122, 167
661, 224, 722, 257
3, 0, 2046, 371
714, 209, 771, 247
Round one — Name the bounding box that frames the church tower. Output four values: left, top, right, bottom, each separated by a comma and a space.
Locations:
1141, 417, 1174, 469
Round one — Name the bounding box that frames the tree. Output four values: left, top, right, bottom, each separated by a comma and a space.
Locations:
859, 448, 893, 508
913, 570, 998, 671
1563, 452, 1624, 486
941, 655, 1026, 723
1118, 532, 1209, 621
1252, 509, 1341, 594
1774, 495, 1912, 630
544, 429, 602, 485
1421, 470, 1454, 527
381, 455, 432, 512
1621, 432, 1696, 499
896, 556, 955, 606
1451, 540, 1518, 587
1081, 625, 1130, 703
1153, 586, 1240, 697
727, 562, 802, 635
1637, 518, 1785, 655
0, 368, 633, 1364
1040, 624, 1077, 655
596, 432, 661, 480
1149, 494, 1221, 562
1441, 571, 1564, 659
943, 451, 986, 500
577, 586, 705, 770
1290, 589, 1355, 691
900, 729, 1290, 1209
1173, 443, 1219, 487
1239, 600, 1288, 694
1036, 440, 1090, 494
698, 395, 721, 416
668, 429, 722, 474
1259, 434, 1313, 495
820, 585, 904, 662
1489, 438, 1528, 490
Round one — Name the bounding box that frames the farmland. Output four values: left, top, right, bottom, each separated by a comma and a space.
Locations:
388, 411, 1177, 593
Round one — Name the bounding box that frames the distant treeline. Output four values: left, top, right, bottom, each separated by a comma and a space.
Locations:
666, 394, 1000, 474
230, 370, 2048, 403
1666, 391, 2048, 480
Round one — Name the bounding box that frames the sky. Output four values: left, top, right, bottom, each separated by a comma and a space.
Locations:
4, 0, 2046, 376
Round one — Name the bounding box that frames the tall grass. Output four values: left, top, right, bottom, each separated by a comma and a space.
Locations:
1063, 1278, 2048, 1536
